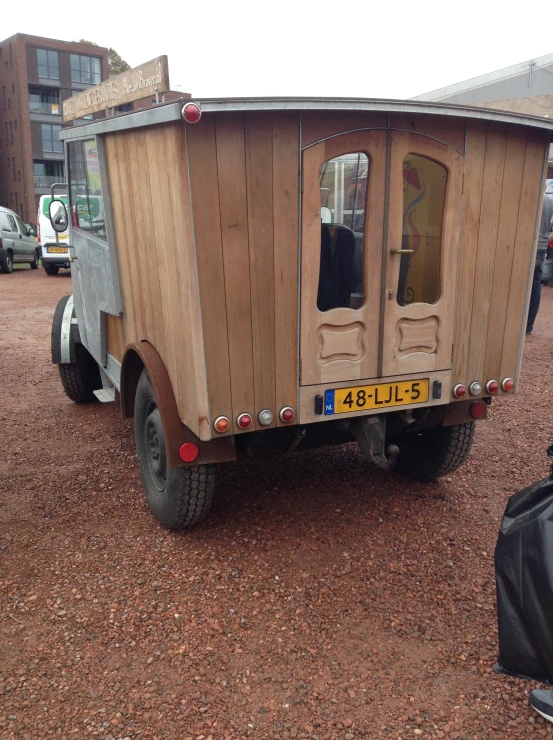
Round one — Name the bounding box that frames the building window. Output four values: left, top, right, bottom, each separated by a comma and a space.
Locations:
7, 157, 9, 168
14, 120, 17, 129
8, 98, 10, 108
12, 157, 15, 180
9, 44, 13, 69
34, 160, 65, 187
37, 49, 59, 79
41, 123, 63, 153
2, 86, 5, 109
29, 87, 60, 115
4, 122, 7, 145
9, 121, 13, 145
70, 54, 101, 85
18, 170, 21, 182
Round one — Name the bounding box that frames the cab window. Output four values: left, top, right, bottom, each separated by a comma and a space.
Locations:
68, 139, 106, 240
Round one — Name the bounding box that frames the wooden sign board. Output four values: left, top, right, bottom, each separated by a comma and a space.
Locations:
63, 56, 170, 122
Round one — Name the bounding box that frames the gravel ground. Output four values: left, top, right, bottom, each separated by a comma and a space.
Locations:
2, 267, 553, 740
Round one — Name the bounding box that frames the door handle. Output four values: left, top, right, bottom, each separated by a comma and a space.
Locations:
390, 248, 414, 254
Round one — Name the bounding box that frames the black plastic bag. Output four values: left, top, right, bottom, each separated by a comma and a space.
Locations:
495, 448, 553, 683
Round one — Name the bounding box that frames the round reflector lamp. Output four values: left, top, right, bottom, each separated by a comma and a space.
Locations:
213, 415, 230, 433
501, 377, 515, 392
258, 409, 274, 426
468, 381, 482, 396
470, 401, 486, 419
179, 442, 199, 463
452, 384, 466, 399
279, 407, 295, 423
236, 413, 253, 430
181, 102, 202, 124
485, 379, 499, 394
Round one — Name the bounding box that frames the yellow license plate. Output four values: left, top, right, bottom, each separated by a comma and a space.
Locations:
325, 378, 430, 415
48, 247, 68, 253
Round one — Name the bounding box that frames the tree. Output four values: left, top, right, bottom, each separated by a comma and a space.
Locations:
78, 40, 131, 75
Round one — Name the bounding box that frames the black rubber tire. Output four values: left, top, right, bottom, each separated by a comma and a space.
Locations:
58, 344, 102, 403
134, 369, 215, 529
392, 422, 475, 481
44, 264, 60, 275
1, 252, 13, 274
30, 250, 39, 269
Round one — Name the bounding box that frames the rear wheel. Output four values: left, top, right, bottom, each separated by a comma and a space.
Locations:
30, 250, 39, 269
58, 344, 102, 403
391, 422, 475, 481
44, 264, 59, 275
1, 252, 13, 274
134, 369, 215, 529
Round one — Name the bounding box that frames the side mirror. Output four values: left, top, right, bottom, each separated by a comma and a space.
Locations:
49, 199, 68, 233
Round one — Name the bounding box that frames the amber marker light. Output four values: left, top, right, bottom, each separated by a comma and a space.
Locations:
279, 407, 295, 423
179, 442, 199, 463
181, 102, 202, 124
501, 378, 515, 392
236, 413, 253, 430
213, 416, 230, 433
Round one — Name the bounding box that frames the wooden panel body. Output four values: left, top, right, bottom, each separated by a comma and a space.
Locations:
104, 122, 210, 440
451, 123, 549, 396
98, 107, 548, 444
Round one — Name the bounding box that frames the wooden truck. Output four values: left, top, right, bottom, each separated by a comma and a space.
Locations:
48, 58, 553, 529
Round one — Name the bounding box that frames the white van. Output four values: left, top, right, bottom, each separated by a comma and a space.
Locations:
37, 194, 71, 275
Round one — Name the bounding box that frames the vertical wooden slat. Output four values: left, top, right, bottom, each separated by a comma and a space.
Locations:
466, 123, 508, 385
164, 124, 210, 439
245, 112, 276, 430
216, 113, 255, 433
500, 130, 549, 385
483, 127, 528, 383
273, 112, 300, 423
452, 121, 489, 385
186, 116, 232, 430
106, 314, 126, 361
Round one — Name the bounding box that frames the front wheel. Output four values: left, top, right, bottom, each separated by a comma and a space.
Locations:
1, 252, 13, 274
44, 264, 59, 275
390, 422, 475, 481
134, 369, 215, 529
30, 250, 39, 269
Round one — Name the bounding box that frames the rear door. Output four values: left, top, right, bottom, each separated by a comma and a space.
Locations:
14, 214, 36, 259
299, 127, 463, 418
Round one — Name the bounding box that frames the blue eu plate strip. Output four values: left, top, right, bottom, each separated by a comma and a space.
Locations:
324, 390, 335, 415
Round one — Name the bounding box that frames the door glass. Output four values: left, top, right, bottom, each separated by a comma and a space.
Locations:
68, 139, 106, 240
317, 152, 368, 311
397, 154, 447, 306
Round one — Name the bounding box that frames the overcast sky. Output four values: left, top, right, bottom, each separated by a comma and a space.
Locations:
3, 0, 552, 100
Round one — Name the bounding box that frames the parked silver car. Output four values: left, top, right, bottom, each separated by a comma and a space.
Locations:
0, 206, 40, 273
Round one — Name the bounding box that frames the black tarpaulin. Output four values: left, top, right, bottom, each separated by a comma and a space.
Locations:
495, 458, 553, 684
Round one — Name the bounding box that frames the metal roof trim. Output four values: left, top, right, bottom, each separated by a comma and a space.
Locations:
59, 96, 553, 141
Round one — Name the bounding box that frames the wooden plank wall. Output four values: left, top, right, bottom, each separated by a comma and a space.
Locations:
187, 112, 300, 434
103, 122, 210, 441
452, 122, 548, 392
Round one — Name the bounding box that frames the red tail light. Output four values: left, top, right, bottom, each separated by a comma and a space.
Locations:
452, 384, 466, 399
485, 379, 499, 394
279, 407, 295, 423
470, 401, 486, 419
179, 443, 199, 463
181, 102, 202, 124
236, 413, 253, 430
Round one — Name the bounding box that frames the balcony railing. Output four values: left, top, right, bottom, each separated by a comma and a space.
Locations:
30, 102, 61, 116
34, 175, 65, 188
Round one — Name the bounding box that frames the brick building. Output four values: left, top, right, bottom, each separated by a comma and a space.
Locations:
0, 34, 109, 222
